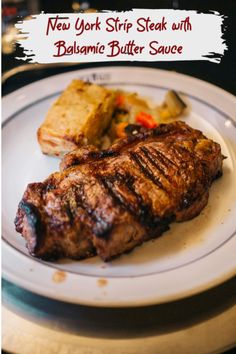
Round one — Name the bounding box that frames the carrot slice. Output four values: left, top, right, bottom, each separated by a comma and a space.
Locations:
116, 122, 129, 138
135, 111, 158, 129
115, 95, 125, 107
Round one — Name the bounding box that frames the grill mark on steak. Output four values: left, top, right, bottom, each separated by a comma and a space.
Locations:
148, 146, 179, 171
147, 146, 179, 189
73, 183, 112, 238
148, 146, 179, 170
96, 173, 146, 236
15, 200, 44, 253
98, 172, 159, 229
75, 185, 100, 223
140, 146, 172, 182
98, 173, 139, 214
130, 151, 169, 194
170, 144, 191, 164
169, 144, 209, 210
64, 203, 74, 225
121, 173, 157, 228
174, 143, 198, 162
123, 174, 174, 228
59, 182, 106, 238
90, 149, 119, 160
17, 201, 43, 233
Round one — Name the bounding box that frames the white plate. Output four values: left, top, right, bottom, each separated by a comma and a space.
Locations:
2, 66, 236, 307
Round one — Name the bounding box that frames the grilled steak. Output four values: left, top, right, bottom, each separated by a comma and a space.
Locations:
15, 121, 224, 261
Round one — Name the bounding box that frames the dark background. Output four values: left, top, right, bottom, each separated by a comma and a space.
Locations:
2, 0, 236, 96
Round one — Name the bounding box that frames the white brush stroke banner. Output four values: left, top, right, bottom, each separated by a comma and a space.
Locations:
15, 9, 227, 64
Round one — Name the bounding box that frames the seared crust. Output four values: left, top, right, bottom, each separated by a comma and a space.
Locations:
15, 121, 224, 261
37, 80, 116, 157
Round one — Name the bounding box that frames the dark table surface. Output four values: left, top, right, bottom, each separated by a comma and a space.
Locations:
2, 59, 236, 98
2, 276, 236, 351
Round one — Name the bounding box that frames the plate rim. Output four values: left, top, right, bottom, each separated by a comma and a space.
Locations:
2, 238, 236, 307
2, 66, 236, 307
2, 66, 236, 121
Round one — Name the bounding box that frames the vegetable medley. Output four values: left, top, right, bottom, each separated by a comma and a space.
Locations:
107, 90, 187, 142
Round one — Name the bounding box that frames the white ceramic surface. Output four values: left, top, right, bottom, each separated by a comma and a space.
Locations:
2, 66, 236, 306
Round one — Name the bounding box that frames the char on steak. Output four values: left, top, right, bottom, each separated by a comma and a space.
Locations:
15, 121, 224, 261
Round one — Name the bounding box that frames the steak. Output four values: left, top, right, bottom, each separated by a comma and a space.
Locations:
15, 121, 224, 261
